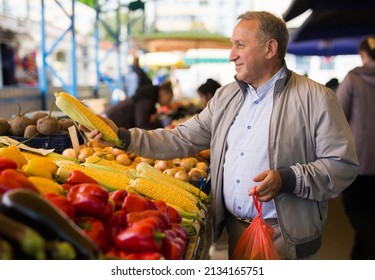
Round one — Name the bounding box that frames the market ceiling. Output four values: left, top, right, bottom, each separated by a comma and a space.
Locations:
283, 0, 374, 56
283, 0, 375, 42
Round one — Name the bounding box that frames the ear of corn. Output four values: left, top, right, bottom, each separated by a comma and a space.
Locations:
56, 163, 130, 192
54, 92, 123, 147
128, 177, 201, 216
136, 162, 209, 202
84, 155, 133, 174
21, 151, 80, 167
166, 203, 202, 221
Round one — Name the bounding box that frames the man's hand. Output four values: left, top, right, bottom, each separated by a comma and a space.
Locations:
79, 115, 119, 147
248, 170, 282, 202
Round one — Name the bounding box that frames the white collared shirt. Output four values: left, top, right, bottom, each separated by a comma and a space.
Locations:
223, 67, 287, 219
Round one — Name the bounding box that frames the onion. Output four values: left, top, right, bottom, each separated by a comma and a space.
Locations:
154, 160, 174, 171
78, 147, 94, 162
188, 168, 204, 181
116, 153, 132, 166
111, 148, 125, 157
62, 148, 77, 159
179, 158, 197, 171
174, 170, 190, 182
195, 162, 208, 172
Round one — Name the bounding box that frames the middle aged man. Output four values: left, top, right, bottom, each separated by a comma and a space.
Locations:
84, 11, 359, 259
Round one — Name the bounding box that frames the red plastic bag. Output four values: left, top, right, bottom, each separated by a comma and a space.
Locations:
231, 188, 280, 260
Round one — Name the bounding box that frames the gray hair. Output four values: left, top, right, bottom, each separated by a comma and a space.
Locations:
237, 11, 289, 59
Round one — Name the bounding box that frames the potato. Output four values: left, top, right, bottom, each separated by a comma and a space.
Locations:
0, 118, 10, 135
24, 125, 45, 138
31, 111, 49, 122
9, 115, 35, 136
36, 116, 60, 136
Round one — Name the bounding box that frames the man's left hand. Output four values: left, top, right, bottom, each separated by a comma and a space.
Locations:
249, 170, 282, 202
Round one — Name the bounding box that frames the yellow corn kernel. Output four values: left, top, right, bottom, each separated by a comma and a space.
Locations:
128, 177, 201, 216
136, 162, 209, 201
54, 92, 123, 147
84, 155, 133, 173
56, 163, 130, 192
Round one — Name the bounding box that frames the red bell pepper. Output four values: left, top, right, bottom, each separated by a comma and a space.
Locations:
43, 192, 76, 220
77, 217, 108, 252
67, 183, 112, 220
122, 192, 156, 213
109, 189, 127, 211
105, 210, 127, 243
0, 158, 18, 172
102, 197, 115, 221
0, 168, 39, 194
166, 205, 182, 224
152, 200, 182, 223
66, 170, 99, 186
152, 199, 168, 213
61, 183, 73, 192
114, 222, 165, 253
171, 223, 187, 242
162, 229, 186, 260
126, 210, 171, 231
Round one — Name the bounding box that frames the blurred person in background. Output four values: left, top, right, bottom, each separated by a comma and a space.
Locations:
197, 78, 222, 110
324, 78, 339, 92
84, 11, 359, 260
103, 80, 174, 129
124, 56, 153, 97
336, 35, 375, 260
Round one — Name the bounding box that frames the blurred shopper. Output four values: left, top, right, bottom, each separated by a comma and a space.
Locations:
325, 78, 339, 92
197, 78, 222, 109
83, 11, 359, 259
336, 35, 375, 259
103, 81, 173, 129
124, 56, 152, 97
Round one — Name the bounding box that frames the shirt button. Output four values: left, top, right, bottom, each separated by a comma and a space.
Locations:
247, 125, 251, 129
236, 179, 240, 183
237, 206, 241, 210
240, 152, 244, 156
255, 101, 259, 104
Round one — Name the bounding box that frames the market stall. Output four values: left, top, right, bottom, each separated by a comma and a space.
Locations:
0, 109, 212, 260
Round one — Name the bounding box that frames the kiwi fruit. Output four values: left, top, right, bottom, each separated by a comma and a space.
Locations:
0, 118, 10, 135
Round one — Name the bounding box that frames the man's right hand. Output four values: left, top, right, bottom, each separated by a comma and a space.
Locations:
79, 115, 120, 147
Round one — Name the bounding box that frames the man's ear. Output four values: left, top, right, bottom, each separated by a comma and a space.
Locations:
265, 39, 278, 59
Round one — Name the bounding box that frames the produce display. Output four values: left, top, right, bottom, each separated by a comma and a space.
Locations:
0, 92, 212, 260
0, 138, 211, 260
0, 106, 74, 138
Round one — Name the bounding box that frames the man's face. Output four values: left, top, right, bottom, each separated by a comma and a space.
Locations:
229, 19, 268, 86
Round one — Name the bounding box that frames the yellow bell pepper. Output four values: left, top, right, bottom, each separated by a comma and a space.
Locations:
27, 176, 65, 195
22, 158, 58, 179
0, 145, 27, 169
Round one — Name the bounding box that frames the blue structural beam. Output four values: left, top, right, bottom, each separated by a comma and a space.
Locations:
93, 0, 123, 99
39, 0, 77, 110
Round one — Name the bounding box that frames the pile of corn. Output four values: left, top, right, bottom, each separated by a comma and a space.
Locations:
56, 92, 210, 235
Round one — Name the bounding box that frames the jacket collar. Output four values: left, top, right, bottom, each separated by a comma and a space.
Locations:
234, 60, 292, 96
